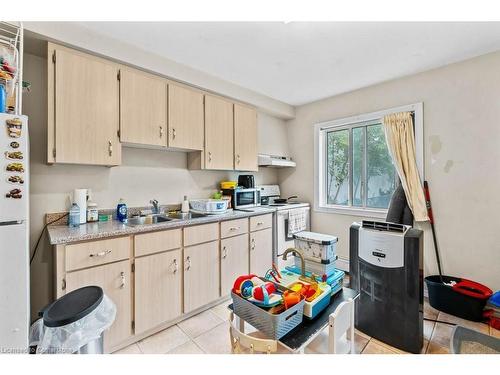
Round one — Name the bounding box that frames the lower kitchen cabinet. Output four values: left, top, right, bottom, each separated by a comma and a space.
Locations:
250, 228, 273, 276
65, 259, 132, 351
134, 249, 182, 334
183, 241, 220, 313
220, 234, 249, 296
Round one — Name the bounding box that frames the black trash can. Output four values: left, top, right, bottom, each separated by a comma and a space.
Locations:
30, 286, 116, 354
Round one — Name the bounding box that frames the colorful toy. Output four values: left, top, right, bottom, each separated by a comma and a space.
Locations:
232, 274, 257, 298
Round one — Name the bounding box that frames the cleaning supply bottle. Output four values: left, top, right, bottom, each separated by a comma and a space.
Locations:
181, 195, 190, 213
69, 203, 80, 227
117, 198, 128, 223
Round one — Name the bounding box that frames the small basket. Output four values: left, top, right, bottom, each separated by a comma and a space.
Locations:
231, 281, 304, 340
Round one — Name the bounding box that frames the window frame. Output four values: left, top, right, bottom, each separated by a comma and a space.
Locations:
314, 103, 424, 218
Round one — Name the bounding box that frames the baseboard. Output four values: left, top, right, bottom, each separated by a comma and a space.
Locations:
336, 256, 350, 272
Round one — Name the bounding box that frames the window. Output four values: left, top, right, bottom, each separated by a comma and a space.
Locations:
315, 104, 423, 217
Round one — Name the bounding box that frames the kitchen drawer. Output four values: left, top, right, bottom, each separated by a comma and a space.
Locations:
134, 229, 181, 257
250, 214, 273, 232
184, 222, 219, 247
220, 218, 248, 238
65, 236, 131, 272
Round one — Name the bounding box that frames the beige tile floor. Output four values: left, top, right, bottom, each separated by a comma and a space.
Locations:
114, 298, 499, 354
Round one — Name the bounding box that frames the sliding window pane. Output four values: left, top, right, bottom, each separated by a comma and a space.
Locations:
326, 129, 349, 205
366, 124, 396, 208
352, 127, 364, 206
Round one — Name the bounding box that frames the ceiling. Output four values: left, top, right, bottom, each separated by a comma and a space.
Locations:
78, 22, 500, 106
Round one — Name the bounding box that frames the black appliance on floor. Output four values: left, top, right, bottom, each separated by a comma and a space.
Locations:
350, 220, 423, 353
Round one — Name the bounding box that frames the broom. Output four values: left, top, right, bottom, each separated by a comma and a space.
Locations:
423, 181, 444, 283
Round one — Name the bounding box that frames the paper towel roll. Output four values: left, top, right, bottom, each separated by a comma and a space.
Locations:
73, 189, 88, 224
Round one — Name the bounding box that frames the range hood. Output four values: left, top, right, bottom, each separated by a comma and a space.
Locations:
258, 154, 296, 168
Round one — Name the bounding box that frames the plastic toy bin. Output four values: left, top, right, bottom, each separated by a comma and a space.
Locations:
231, 282, 305, 340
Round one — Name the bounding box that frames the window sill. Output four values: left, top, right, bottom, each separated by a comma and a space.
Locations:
314, 205, 388, 219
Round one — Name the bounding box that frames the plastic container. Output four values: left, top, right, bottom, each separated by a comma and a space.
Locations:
450, 326, 500, 354
181, 195, 189, 213
190, 199, 228, 214
0, 83, 6, 113
294, 256, 338, 278
220, 181, 237, 190
285, 266, 345, 296
116, 198, 128, 223
68, 203, 80, 227
293, 231, 338, 264
231, 280, 305, 340
425, 275, 491, 321
86, 201, 99, 222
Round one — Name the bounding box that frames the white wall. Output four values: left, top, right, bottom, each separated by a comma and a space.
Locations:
280, 51, 500, 290
257, 112, 290, 157
24, 53, 280, 319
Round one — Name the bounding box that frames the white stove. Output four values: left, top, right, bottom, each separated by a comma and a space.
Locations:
255, 185, 311, 269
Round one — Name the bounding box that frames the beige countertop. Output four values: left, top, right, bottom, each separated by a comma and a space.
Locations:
47, 207, 276, 245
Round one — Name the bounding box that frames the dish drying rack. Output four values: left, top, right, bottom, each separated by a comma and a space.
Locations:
0, 21, 23, 115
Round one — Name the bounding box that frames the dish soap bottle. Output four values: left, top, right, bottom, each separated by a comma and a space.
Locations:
117, 198, 128, 223
181, 195, 190, 213
69, 203, 80, 227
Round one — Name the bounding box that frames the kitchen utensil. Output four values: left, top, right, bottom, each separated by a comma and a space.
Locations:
273, 195, 298, 204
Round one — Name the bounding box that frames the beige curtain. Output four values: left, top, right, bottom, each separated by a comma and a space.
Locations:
383, 112, 428, 221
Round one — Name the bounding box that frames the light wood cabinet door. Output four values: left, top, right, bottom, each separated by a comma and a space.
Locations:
65, 260, 131, 352
234, 104, 258, 171
204, 95, 234, 170
220, 234, 249, 296
53, 48, 121, 165
134, 249, 182, 334
168, 84, 204, 150
119, 69, 167, 146
249, 228, 273, 276
183, 241, 220, 313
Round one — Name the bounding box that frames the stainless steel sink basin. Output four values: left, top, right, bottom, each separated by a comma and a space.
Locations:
167, 212, 208, 220
126, 215, 176, 226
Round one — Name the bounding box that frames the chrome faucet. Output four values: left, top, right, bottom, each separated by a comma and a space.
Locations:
282, 247, 308, 282
150, 199, 160, 215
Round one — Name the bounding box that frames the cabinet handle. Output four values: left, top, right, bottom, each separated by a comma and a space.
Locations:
120, 271, 126, 289
173, 259, 178, 274
160, 126, 164, 138
222, 246, 227, 259
89, 250, 111, 258
172, 128, 176, 139
229, 226, 240, 231
108, 141, 113, 156
185, 256, 191, 271
208, 151, 212, 163
256, 222, 264, 226
236, 154, 240, 164
251, 238, 255, 251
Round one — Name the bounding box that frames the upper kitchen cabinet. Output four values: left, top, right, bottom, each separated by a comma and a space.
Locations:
234, 103, 258, 171
204, 95, 234, 170
119, 68, 167, 147
47, 43, 121, 166
167, 83, 204, 150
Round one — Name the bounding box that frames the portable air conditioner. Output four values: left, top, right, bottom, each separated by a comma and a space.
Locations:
349, 220, 423, 354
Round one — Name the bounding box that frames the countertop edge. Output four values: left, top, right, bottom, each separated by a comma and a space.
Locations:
47, 208, 277, 246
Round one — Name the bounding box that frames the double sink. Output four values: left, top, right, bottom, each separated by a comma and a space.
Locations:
126, 211, 209, 226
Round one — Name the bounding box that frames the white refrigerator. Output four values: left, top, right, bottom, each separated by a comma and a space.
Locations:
0, 113, 29, 353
